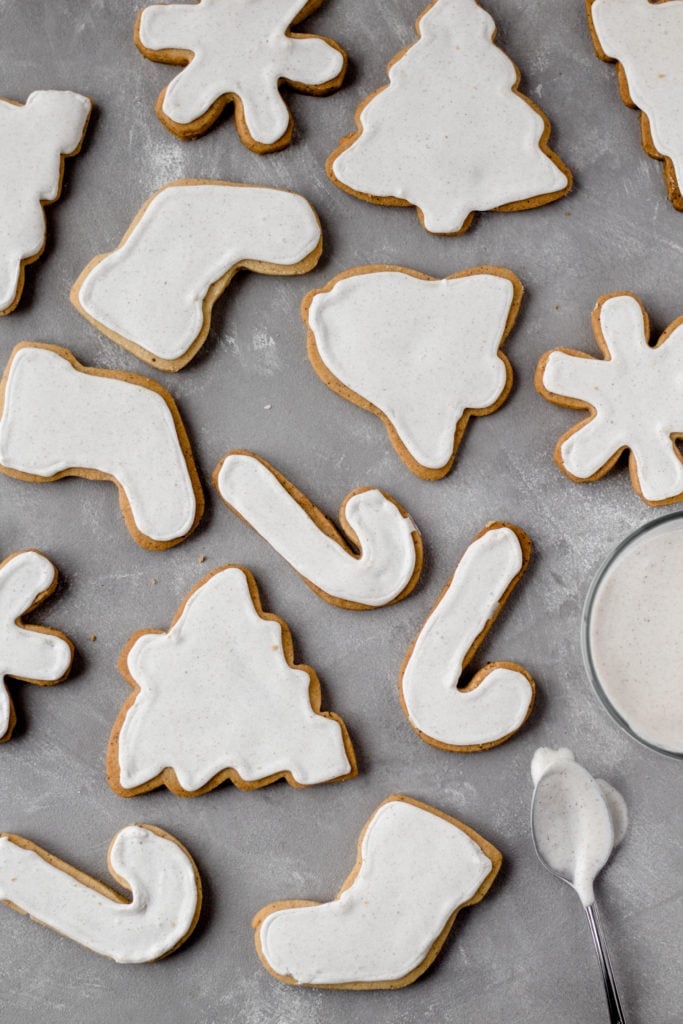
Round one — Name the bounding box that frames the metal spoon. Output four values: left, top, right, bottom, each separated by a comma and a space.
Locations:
531, 788, 627, 1024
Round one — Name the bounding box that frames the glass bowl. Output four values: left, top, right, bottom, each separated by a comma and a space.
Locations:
581, 512, 683, 760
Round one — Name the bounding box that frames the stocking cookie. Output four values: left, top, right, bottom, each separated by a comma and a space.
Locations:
588, 0, 683, 209
135, 0, 346, 150
72, 180, 323, 371
304, 266, 523, 478
0, 343, 204, 549
0, 550, 74, 742
254, 795, 501, 988
536, 292, 683, 505
0, 825, 201, 962
0, 90, 91, 314
400, 523, 535, 751
214, 451, 422, 609
109, 565, 356, 796
328, 0, 571, 235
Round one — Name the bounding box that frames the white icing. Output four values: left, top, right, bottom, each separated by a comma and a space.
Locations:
0, 550, 72, 739
256, 797, 494, 985
308, 270, 516, 472
531, 748, 627, 907
138, 0, 344, 144
0, 91, 91, 312
0, 346, 199, 546
0, 826, 199, 963
116, 566, 352, 791
591, 0, 683, 193
331, 0, 569, 234
215, 453, 420, 608
587, 517, 683, 754
541, 293, 683, 503
76, 182, 322, 365
401, 526, 534, 747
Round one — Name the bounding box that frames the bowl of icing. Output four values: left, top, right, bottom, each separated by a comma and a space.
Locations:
582, 512, 683, 758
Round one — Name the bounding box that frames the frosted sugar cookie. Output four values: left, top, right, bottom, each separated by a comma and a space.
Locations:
0, 825, 201, 962
135, 0, 346, 150
254, 795, 501, 988
536, 292, 683, 505
0, 343, 204, 549
214, 450, 422, 609
0, 90, 91, 314
304, 265, 522, 478
328, 0, 571, 235
72, 180, 322, 371
108, 565, 356, 796
400, 523, 535, 750
588, 0, 683, 209
0, 550, 73, 742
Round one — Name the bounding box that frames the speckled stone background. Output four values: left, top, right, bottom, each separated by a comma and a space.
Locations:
0, 1, 681, 1021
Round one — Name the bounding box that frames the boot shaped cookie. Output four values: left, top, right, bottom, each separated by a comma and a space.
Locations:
0, 343, 203, 549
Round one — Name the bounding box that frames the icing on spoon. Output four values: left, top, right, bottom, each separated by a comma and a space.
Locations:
531, 747, 628, 1024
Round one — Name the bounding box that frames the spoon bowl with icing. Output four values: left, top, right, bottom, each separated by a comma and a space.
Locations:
531, 748, 628, 1024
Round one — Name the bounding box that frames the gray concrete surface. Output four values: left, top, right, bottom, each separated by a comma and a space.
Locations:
0, 0, 680, 1021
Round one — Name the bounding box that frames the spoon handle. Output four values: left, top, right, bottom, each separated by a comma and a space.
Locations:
584, 902, 626, 1024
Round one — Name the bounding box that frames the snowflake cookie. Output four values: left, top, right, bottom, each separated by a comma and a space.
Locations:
135, 0, 347, 150
108, 565, 356, 796
536, 293, 683, 505
0, 550, 74, 742
588, 0, 683, 210
328, 0, 571, 235
0, 91, 91, 314
303, 265, 523, 479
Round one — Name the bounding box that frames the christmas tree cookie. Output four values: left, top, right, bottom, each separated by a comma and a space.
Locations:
0, 91, 91, 314
108, 565, 356, 796
328, 0, 571, 235
135, 0, 346, 151
588, 0, 683, 209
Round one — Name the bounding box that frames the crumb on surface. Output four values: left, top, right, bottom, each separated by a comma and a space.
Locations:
89, 634, 97, 642
197, 555, 206, 563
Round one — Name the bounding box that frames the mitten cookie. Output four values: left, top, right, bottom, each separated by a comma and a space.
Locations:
108, 565, 356, 796
588, 0, 683, 209
304, 265, 522, 478
536, 292, 683, 505
0, 343, 204, 548
399, 523, 535, 751
0, 825, 201, 962
254, 795, 501, 988
0, 90, 91, 314
72, 180, 323, 371
328, 0, 571, 234
0, 550, 73, 742
135, 0, 346, 150
214, 450, 423, 609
